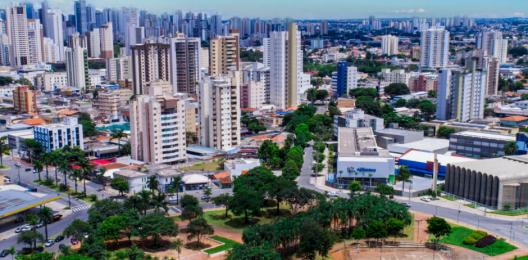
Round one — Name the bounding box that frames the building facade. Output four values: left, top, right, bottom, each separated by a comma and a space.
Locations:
33, 117, 84, 152
381, 34, 399, 56
209, 32, 240, 76
12, 85, 37, 114
419, 27, 450, 69
170, 35, 200, 96
131, 42, 171, 95
449, 131, 516, 158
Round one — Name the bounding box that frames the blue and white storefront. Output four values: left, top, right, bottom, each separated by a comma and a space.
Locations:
330, 156, 395, 188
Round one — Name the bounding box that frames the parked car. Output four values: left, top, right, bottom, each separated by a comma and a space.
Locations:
44, 239, 54, 247
25, 168, 32, 172
15, 224, 32, 233
54, 235, 64, 242
328, 191, 338, 198
52, 214, 63, 222
420, 197, 431, 202
200, 195, 210, 201
0, 249, 9, 257
403, 203, 412, 208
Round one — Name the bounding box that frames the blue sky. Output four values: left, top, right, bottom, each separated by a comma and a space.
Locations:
15, 0, 528, 19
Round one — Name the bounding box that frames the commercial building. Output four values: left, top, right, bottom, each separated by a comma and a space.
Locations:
199, 71, 241, 151
331, 61, 349, 97
333, 109, 384, 136
374, 128, 424, 148
335, 127, 395, 188
408, 73, 438, 92
12, 86, 37, 114
419, 27, 450, 69
445, 155, 528, 209
381, 34, 399, 56
209, 32, 240, 76
33, 117, 84, 152
436, 68, 487, 122
170, 35, 201, 96
131, 42, 171, 95
130, 81, 187, 164
449, 131, 516, 158
398, 150, 475, 177
476, 30, 508, 64
263, 23, 302, 110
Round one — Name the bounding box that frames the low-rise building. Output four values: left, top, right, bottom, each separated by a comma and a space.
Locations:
335, 127, 395, 188
33, 117, 84, 152
224, 158, 261, 178
445, 155, 528, 209
500, 116, 528, 128
375, 128, 424, 148
449, 131, 516, 158
333, 109, 384, 136
113, 169, 149, 194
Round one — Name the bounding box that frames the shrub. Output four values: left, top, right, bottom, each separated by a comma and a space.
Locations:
475, 235, 497, 248
463, 230, 487, 245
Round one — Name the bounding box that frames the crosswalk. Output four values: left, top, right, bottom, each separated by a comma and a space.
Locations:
71, 204, 91, 213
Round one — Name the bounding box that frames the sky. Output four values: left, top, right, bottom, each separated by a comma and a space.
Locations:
7, 0, 528, 19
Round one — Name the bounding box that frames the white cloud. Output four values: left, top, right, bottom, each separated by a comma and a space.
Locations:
513, 12, 526, 17
393, 8, 427, 14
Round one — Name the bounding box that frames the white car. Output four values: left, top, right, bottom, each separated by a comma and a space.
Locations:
15, 224, 32, 233
328, 191, 339, 198
420, 197, 431, 202
44, 239, 55, 247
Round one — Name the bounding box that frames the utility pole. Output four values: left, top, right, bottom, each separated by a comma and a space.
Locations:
431, 153, 438, 195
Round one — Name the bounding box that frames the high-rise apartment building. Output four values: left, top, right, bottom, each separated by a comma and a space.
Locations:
65, 43, 90, 91
209, 32, 240, 76
420, 27, 450, 69
381, 35, 399, 56
199, 71, 241, 151
347, 66, 359, 91
477, 30, 508, 64
170, 35, 200, 96
106, 56, 132, 82
99, 23, 113, 58
6, 5, 30, 66
87, 28, 101, 58
12, 85, 37, 114
130, 81, 187, 164
240, 62, 267, 109
263, 23, 302, 110
45, 9, 64, 61
131, 42, 171, 95
27, 19, 43, 64
436, 68, 487, 122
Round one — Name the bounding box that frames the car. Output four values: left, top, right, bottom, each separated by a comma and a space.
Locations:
70, 238, 79, 245
52, 214, 63, 221
25, 168, 32, 172
0, 249, 9, 257
420, 197, 431, 202
403, 203, 412, 208
200, 195, 210, 201
21, 225, 32, 232
35, 222, 43, 228
44, 239, 54, 247
328, 191, 338, 198
26, 187, 37, 192
15, 224, 32, 233
55, 235, 64, 242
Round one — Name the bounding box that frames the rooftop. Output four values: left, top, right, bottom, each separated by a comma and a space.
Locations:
114, 170, 148, 179
338, 127, 391, 158
0, 190, 60, 219
501, 116, 528, 122
400, 150, 475, 165
450, 155, 528, 181
452, 131, 515, 142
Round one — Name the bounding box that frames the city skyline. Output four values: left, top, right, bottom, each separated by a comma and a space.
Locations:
16, 0, 528, 19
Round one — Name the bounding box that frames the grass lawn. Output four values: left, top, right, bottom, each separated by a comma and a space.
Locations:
441, 194, 457, 201
492, 208, 528, 216
204, 236, 240, 254
402, 214, 415, 240
464, 203, 476, 209
180, 160, 223, 172
0, 165, 10, 170
440, 226, 517, 256
511, 256, 528, 260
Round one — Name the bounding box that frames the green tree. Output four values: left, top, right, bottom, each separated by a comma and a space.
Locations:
186, 218, 214, 245
396, 166, 412, 195
78, 113, 98, 137
212, 194, 232, 217
87, 199, 125, 226
282, 160, 300, 181
426, 216, 451, 249
17, 230, 43, 251
257, 140, 280, 168
316, 89, 329, 101
16, 252, 54, 260
505, 141, 517, 155
437, 126, 456, 139
111, 176, 129, 195
294, 123, 312, 147
376, 184, 395, 198
509, 46, 528, 58
384, 83, 410, 97
0, 136, 8, 167
386, 218, 405, 240
63, 219, 92, 242
79, 235, 106, 259
15, 78, 33, 87
138, 213, 178, 246
0, 76, 13, 86
306, 88, 318, 104
417, 100, 436, 121
168, 176, 183, 204
37, 206, 54, 241
230, 186, 262, 224
180, 194, 199, 208
350, 87, 377, 98
349, 181, 362, 197
366, 220, 387, 245
97, 214, 127, 244
298, 220, 335, 260
110, 129, 128, 155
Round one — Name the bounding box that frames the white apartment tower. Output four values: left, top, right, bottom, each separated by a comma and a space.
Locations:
199, 71, 241, 151
27, 19, 43, 65
46, 9, 64, 61
347, 66, 359, 91
130, 81, 187, 164
381, 35, 399, 56
87, 28, 101, 58
420, 27, 450, 69
106, 56, 132, 82
65, 44, 89, 91
436, 68, 487, 122
263, 23, 302, 110
6, 5, 30, 66
477, 30, 508, 64
99, 23, 114, 59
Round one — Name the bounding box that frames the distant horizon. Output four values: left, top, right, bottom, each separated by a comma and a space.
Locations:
14, 0, 528, 19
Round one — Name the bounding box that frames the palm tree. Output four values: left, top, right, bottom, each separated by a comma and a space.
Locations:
174, 239, 183, 260
57, 154, 70, 189
37, 206, 54, 241
42, 152, 51, 181
111, 129, 128, 155
6, 246, 16, 260
169, 176, 182, 204
147, 175, 159, 194
396, 166, 411, 195
71, 169, 81, 193
17, 230, 43, 251
33, 160, 43, 182
78, 159, 94, 196
49, 150, 62, 185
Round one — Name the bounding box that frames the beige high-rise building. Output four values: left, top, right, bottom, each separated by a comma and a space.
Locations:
94, 91, 120, 121
199, 70, 241, 151
420, 27, 450, 69
13, 85, 37, 114
131, 42, 171, 95
106, 56, 132, 82
27, 19, 43, 65
130, 82, 187, 164
209, 32, 240, 76
6, 5, 30, 66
